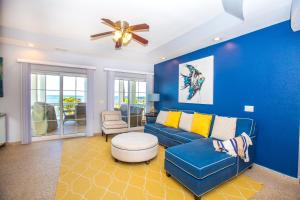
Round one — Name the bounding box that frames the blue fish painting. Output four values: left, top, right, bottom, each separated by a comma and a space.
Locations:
180, 64, 205, 100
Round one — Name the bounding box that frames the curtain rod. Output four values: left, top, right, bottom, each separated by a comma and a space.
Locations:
17, 59, 96, 70
104, 67, 154, 75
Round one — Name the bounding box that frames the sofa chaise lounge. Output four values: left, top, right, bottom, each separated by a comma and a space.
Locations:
144, 113, 255, 200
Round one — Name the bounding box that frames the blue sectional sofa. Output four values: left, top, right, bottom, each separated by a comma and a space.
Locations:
144, 114, 256, 200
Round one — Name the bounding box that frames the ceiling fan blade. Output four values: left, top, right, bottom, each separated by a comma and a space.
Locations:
90, 31, 114, 39
101, 18, 119, 29
129, 23, 149, 31
132, 33, 148, 45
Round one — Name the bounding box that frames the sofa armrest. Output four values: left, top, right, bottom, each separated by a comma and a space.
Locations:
236, 135, 256, 174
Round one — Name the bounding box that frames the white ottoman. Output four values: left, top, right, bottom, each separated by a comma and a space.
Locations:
111, 132, 158, 163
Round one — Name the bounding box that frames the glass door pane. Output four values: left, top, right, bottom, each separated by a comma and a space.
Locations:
129, 80, 146, 127
114, 80, 129, 124
113, 79, 146, 128
62, 76, 87, 135
31, 74, 60, 136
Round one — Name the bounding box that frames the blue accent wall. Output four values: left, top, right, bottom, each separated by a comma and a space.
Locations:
154, 21, 300, 177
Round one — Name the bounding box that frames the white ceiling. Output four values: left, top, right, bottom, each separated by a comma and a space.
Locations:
0, 0, 293, 64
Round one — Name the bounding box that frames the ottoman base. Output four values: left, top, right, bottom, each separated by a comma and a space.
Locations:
111, 144, 158, 163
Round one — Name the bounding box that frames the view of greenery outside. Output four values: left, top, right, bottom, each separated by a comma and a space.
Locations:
114, 79, 146, 109
63, 97, 81, 115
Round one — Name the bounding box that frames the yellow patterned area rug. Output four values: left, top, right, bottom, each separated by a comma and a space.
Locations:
55, 137, 263, 200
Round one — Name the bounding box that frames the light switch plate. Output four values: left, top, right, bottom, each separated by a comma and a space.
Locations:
99, 100, 104, 104
244, 105, 254, 112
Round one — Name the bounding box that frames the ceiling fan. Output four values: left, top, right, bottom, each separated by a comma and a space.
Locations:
90, 18, 149, 49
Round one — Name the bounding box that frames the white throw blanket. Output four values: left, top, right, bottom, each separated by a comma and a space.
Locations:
213, 132, 253, 162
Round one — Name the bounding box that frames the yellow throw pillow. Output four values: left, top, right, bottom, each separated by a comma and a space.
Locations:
191, 113, 213, 138
164, 111, 182, 128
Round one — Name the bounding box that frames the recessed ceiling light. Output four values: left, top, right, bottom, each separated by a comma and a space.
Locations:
160, 56, 166, 60
213, 37, 221, 42
28, 43, 35, 47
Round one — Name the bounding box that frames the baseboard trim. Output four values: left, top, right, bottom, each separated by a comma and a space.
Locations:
6, 141, 21, 146
253, 163, 299, 183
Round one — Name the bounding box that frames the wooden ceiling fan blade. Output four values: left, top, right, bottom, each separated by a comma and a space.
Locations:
129, 23, 149, 31
90, 31, 114, 39
101, 18, 119, 29
132, 33, 148, 45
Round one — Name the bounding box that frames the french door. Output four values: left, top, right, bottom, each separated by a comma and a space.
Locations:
114, 79, 147, 128
31, 72, 87, 139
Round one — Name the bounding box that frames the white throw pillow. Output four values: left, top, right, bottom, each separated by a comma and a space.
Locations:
211, 116, 237, 140
156, 111, 168, 125
179, 112, 193, 132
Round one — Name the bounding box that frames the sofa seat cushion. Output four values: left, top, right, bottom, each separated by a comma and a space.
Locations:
144, 123, 165, 132
145, 124, 181, 138
159, 127, 182, 135
145, 123, 204, 143
165, 139, 236, 179
171, 131, 205, 143
103, 120, 128, 129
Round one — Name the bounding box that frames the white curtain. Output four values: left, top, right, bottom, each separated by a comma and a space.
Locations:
20, 63, 32, 144
146, 74, 154, 113
107, 71, 115, 111
86, 69, 95, 136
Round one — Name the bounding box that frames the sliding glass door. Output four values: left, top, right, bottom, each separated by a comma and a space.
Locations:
114, 79, 146, 128
31, 72, 87, 137
62, 76, 87, 135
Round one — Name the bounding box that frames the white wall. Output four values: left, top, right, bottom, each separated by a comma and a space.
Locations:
0, 44, 153, 142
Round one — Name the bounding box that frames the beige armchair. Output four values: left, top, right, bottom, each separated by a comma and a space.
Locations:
101, 111, 128, 142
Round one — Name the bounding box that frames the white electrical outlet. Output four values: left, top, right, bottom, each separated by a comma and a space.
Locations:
244, 105, 254, 112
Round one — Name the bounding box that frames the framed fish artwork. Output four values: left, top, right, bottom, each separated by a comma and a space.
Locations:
178, 56, 214, 104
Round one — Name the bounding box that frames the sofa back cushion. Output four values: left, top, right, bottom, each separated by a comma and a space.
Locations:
156, 111, 168, 125
211, 116, 237, 140
235, 118, 255, 137
164, 111, 182, 128
191, 113, 213, 138
179, 112, 193, 132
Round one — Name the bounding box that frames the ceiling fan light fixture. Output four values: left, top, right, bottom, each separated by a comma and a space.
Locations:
113, 30, 122, 41
122, 32, 132, 44
91, 18, 149, 49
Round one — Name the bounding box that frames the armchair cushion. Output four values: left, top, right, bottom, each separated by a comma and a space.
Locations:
102, 111, 122, 121
105, 114, 121, 121
103, 120, 128, 129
